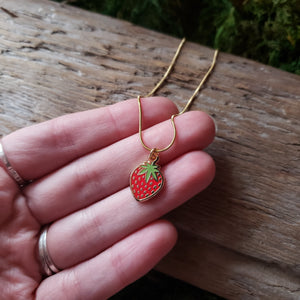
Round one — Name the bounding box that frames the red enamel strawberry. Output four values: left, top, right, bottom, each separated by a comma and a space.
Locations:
130, 160, 164, 202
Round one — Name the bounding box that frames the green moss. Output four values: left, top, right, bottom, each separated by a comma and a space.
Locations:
216, 0, 300, 74
54, 0, 300, 73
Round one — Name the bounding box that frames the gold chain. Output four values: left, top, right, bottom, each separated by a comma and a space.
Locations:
138, 38, 218, 153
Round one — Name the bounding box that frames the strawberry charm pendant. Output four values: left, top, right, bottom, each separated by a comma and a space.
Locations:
130, 149, 164, 202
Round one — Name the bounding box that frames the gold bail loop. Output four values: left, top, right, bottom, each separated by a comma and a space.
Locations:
149, 148, 159, 163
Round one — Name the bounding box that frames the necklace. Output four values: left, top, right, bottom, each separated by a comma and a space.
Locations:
130, 38, 218, 202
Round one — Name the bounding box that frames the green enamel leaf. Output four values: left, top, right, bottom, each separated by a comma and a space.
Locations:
139, 162, 160, 183
151, 170, 158, 182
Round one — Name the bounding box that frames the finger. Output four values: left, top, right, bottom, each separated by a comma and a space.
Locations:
47, 151, 214, 269
2, 97, 178, 180
26, 111, 215, 223
36, 220, 177, 300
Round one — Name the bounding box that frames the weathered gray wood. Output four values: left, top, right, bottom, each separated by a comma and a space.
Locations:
0, 1, 299, 299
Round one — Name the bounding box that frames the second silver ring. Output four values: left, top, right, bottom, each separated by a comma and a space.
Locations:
38, 225, 61, 276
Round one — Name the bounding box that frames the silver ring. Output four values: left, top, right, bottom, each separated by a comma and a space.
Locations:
0, 141, 27, 188
38, 225, 61, 276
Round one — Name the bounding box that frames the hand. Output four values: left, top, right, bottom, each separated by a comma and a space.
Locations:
0, 97, 215, 299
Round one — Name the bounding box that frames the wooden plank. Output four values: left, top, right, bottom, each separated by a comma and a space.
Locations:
1, 1, 299, 299
157, 229, 300, 299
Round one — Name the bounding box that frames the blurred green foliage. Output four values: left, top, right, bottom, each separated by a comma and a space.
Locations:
56, 0, 300, 74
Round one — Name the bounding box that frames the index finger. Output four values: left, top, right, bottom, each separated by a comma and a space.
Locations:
1, 97, 178, 180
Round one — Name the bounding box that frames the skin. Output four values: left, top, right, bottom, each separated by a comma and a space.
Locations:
0, 97, 215, 299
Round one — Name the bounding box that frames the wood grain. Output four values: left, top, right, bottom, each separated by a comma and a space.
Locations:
1, 1, 299, 299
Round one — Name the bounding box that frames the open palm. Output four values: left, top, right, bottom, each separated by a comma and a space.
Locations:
0, 97, 215, 299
